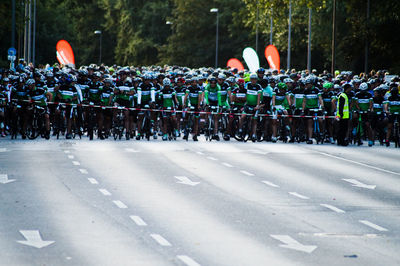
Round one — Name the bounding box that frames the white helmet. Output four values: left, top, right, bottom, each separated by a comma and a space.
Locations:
359, 82, 368, 91
163, 77, 171, 86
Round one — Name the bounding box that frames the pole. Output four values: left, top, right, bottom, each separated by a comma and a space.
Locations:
364, 0, 370, 75
32, 0, 36, 66
24, 0, 28, 61
307, 8, 312, 72
27, 0, 32, 64
287, 0, 292, 70
215, 12, 219, 68
99, 33, 102, 65
256, 0, 259, 54
12, 0, 16, 48
270, 8, 273, 44
331, 0, 336, 75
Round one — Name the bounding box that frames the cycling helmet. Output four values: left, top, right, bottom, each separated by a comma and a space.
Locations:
237, 78, 245, 85
26, 79, 35, 86
94, 72, 102, 78
323, 82, 333, 89
71, 75, 78, 82
176, 77, 185, 84
163, 78, 171, 86
227, 77, 235, 83
104, 78, 113, 85
249, 73, 258, 79
284, 78, 293, 83
277, 82, 288, 90
218, 73, 226, 79
305, 76, 314, 85
257, 68, 265, 74
359, 82, 368, 91
46, 71, 54, 78
208, 76, 217, 83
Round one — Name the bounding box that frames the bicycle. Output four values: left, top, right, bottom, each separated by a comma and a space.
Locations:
27, 105, 49, 140
112, 106, 125, 140
205, 105, 219, 141
393, 112, 400, 148
311, 109, 325, 144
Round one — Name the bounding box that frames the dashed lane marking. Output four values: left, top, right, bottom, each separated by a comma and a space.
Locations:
262, 180, 280, 188
196, 151, 205, 155
240, 170, 255, 176
288, 192, 310, 199
79, 169, 88, 174
88, 178, 98, 184
67, 155, 74, 159
150, 234, 172, 246
130, 215, 147, 226
72, 161, 80, 166
206, 156, 218, 161
125, 148, 139, 153
222, 162, 233, 168
359, 220, 388, 232
99, 189, 111, 196
113, 200, 128, 209
177, 255, 201, 266
64, 150, 70, 153
320, 204, 345, 213
0, 148, 7, 152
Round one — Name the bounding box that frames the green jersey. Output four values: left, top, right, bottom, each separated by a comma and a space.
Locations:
303, 87, 321, 109
204, 84, 221, 106
245, 82, 262, 106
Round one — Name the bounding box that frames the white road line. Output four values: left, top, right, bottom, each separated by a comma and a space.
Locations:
206, 156, 218, 161
130, 215, 147, 226
196, 151, 204, 155
113, 200, 128, 209
177, 255, 201, 266
222, 162, 233, 168
359, 220, 388, 232
262, 180, 280, 188
72, 161, 80, 166
320, 204, 345, 213
99, 189, 111, 196
316, 151, 400, 176
79, 169, 88, 174
150, 234, 171, 246
67, 155, 74, 159
0, 148, 7, 152
64, 150, 70, 153
289, 192, 310, 199
125, 148, 139, 153
240, 170, 255, 176
88, 178, 99, 184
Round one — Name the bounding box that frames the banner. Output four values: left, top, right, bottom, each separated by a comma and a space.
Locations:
56, 40, 75, 66
242, 47, 260, 73
265, 45, 280, 70
227, 58, 244, 71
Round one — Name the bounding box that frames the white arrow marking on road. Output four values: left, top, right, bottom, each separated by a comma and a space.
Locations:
150, 234, 172, 246
67, 155, 74, 159
270, 235, 317, 253
0, 174, 16, 184
342, 179, 376, 190
289, 192, 310, 199
240, 170, 255, 176
359, 220, 388, 232
320, 204, 345, 213
125, 148, 139, 153
17, 230, 55, 249
177, 255, 201, 266
262, 180, 280, 188
196, 151, 204, 155
130, 215, 147, 226
79, 169, 88, 174
0, 148, 7, 152
72, 161, 80, 166
174, 176, 200, 186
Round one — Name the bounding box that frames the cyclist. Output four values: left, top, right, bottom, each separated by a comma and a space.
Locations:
204, 76, 221, 140
10, 76, 30, 138
354, 82, 373, 146
174, 77, 187, 137
271, 82, 291, 143
384, 87, 400, 146
302, 76, 324, 144
321, 82, 336, 144
370, 87, 387, 145
183, 77, 202, 141
98, 78, 114, 139
0, 78, 8, 137
28, 78, 50, 139
217, 74, 231, 140
228, 78, 246, 139
290, 79, 305, 142
259, 76, 273, 141
136, 74, 156, 140
115, 73, 135, 140
239, 73, 262, 142
159, 77, 178, 140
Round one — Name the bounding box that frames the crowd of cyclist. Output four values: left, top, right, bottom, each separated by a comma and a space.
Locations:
0, 62, 399, 147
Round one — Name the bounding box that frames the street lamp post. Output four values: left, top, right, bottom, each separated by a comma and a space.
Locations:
287, 0, 292, 71
307, 8, 312, 73
210, 8, 219, 69
94, 30, 102, 65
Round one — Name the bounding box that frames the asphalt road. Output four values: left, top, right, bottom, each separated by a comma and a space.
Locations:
0, 137, 399, 266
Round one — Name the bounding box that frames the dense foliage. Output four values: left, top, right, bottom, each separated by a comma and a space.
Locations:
0, 0, 399, 73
